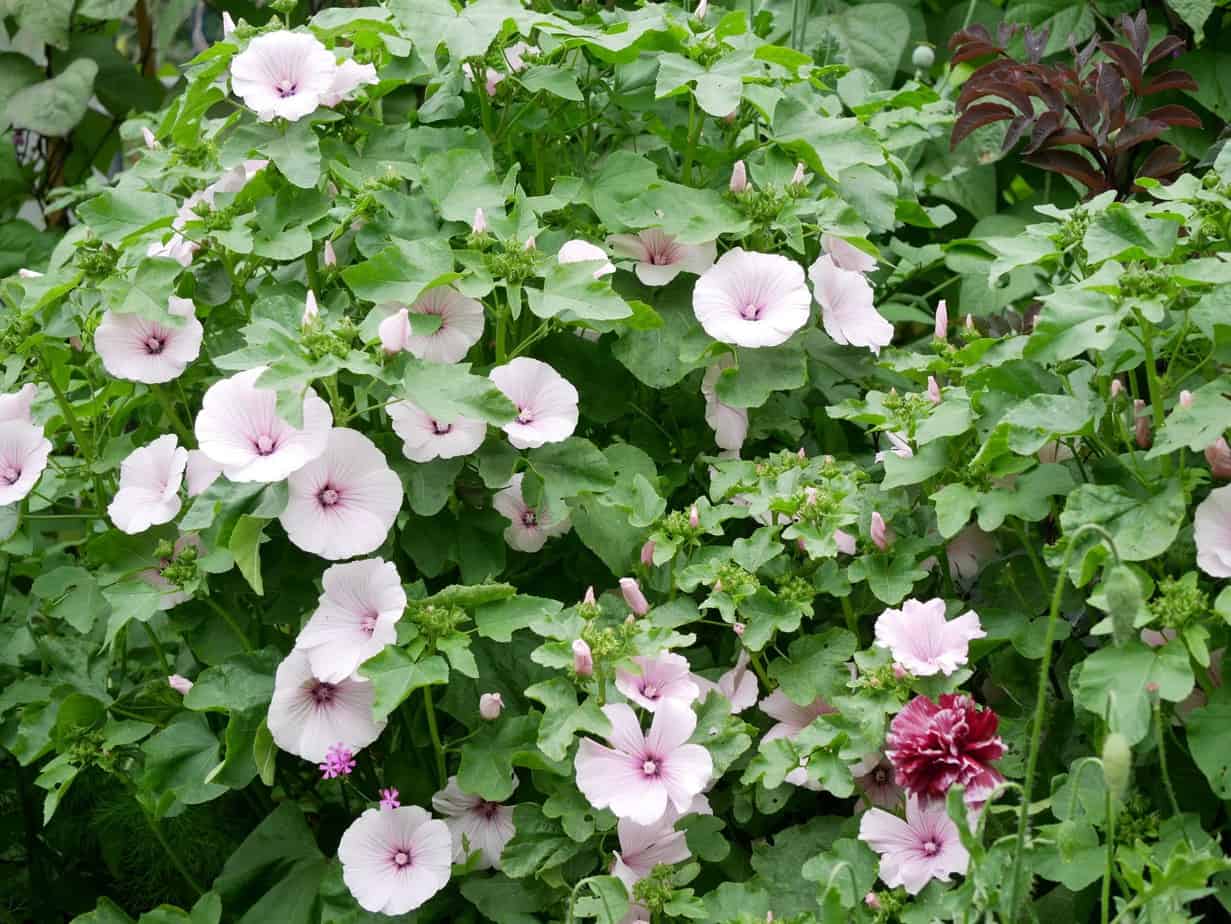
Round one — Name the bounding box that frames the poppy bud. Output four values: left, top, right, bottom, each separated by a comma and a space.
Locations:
1102, 732, 1132, 803
479, 692, 504, 720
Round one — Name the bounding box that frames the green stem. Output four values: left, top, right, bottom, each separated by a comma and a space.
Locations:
748, 651, 772, 690
153, 384, 193, 445
841, 596, 857, 639
144, 809, 205, 897
495, 303, 509, 364
1102, 786, 1116, 924
1153, 699, 1184, 825
1008, 523, 1121, 917
140, 620, 171, 676
681, 95, 701, 184
423, 685, 447, 788
203, 596, 252, 651
39, 352, 107, 509
304, 249, 321, 294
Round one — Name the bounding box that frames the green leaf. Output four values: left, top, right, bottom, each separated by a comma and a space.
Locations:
1004, 0, 1096, 58
1186, 685, 1231, 797
420, 148, 504, 222
228, 516, 269, 596
343, 237, 456, 305
358, 649, 449, 722
183, 650, 279, 714
262, 122, 322, 189
460, 874, 556, 924
500, 805, 578, 879
1072, 639, 1194, 744
476, 595, 563, 641
820, 3, 911, 88
139, 713, 228, 810
1148, 377, 1231, 456
714, 342, 807, 409
1083, 202, 1179, 264
401, 357, 516, 425
573, 876, 630, 924
525, 677, 610, 761
1058, 480, 1187, 577
100, 257, 184, 324
527, 437, 615, 500
77, 190, 176, 244
6, 59, 97, 137
529, 261, 632, 322
458, 714, 555, 801
769, 628, 857, 706
1168, 0, 1216, 42
215, 803, 329, 924
519, 65, 583, 101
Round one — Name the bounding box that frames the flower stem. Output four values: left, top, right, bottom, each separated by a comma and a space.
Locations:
1154, 698, 1184, 825
1102, 786, 1116, 924
39, 351, 107, 510
423, 685, 447, 788
153, 384, 194, 445
143, 808, 204, 897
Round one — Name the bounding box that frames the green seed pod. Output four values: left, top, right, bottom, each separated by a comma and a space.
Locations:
1102, 733, 1132, 803
912, 45, 936, 69
1102, 564, 1145, 648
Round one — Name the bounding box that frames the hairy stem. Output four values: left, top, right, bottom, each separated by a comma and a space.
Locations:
423, 685, 447, 788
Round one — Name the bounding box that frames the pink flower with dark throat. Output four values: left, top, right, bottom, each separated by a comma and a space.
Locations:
852, 753, 903, 809
377, 287, 485, 364
886, 694, 1004, 805
1196, 485, 1231, 577
809, 254, 893, 354
280, 427, 403, 560
821, 234, 876, 274
267, 649, 385, 763
607, 230, 716, 287
859, 796, 969, 895
94, 296, 203, 383
338, 806, 452, 915
574, 701, 713, 825
0, 384, 36, 424
108, 435, 189, 534
616, 653, 700, 712
432, 776, 516, 870
0, 420, 51, 506
388, 399, 486, 463
194, 367, 332, 482
693, 249, 810, 348
492, 473, 571, 552
874, 598, 984, 677
489, 357, 579, 449
295, 557, 406, 683
230, 31, 338, 122
701, 358, 747, 451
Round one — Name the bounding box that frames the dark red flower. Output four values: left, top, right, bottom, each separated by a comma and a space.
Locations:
886, 694, 1005, 804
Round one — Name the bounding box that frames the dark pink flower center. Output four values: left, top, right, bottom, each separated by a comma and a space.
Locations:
318, 484, 341, 507
144, 334, 166, 354
255, 434, 277, 455
391, 848, 412, 868
641, 757, 659, 777
477, 801, 501, 820
0, 464, 20, 485
360, 612, 378, 635
739, 302, 764, 321
641, 682, 660, 700
275, 78, 299, 98
521, 510, 537, 527
432, 420, 452, 435
922, 839, 939, 856
516, 407, 534, 425
309, 681, 337, 705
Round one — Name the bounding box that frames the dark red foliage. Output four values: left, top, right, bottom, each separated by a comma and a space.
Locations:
886, 693, 1005, 804
949, 10, 1200, 198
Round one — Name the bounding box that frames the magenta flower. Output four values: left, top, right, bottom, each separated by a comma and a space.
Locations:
377, 287, 485, 364
0, 420, 52, 506
194, 367, 332, 483
492, 473, 571, 553
338, 806, 452, 915
853, 753, 904, 810
230, 31, 338, 122
693, 249, 810, 348
295, 557, 406, 682
606, 229, 716, 287
616, 653, 700, 712
874, 598, 984, 678
821, 234, 877, 274
619, 577, 650, 616
808, 254, 893, 354
321, 58, 378, 107
0, 384, 36, 424
574, 701, 713, 825
489, 357, 579, 449
694, 649, 758, 713
431, 776, 516, 870
1196, 485, 1231, 577
107, 435, 189, 534
558, 239, 615, 278
387, 399, 486, 463
759, 689, 835, 743
267, 649, 385, 763
94, 296, 203, 384
379, 787, 401, 810
280, 427, 403, 560
858, 796, 970, 895
320, 742, 357, 779
886, 694, 1005, 804
701, 358, 748, 452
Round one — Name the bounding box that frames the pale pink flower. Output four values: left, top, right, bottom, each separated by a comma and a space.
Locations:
870, 512, 891, 551
0, 384, 36, 424
302, 290, 319, 328
267, 649, 385, 763
934, 300, 948, 340
462, 62, 505, 96
1134, 399, 1152, 449
874, 598, 984, 677
492, 473, 571, 553
606, 230, 716, 287
432, 776, 516, 870
338, 806, 452, 914
688, 505, 700, 528
94, 296, 203, 384
759, 689, 834, 743
853, 754, 903, 809
874, 431, 913, 463
1110, 379, 1124, 399
295, 557, 406, 683
808, 254, 893, 354
377, 287, 485, 364
573, 639, 594, 676
323, 239, 337, 267
694, 0, 709, 19
946, 525, 997, 586
108, 435, 188, 534
619, 577, 650, 617
222, 11, 236, 37
230, 31, 338, 122
640, 540, 655, 567
388, 399, 486, 463
693, 249, 810, 348
790, 161, 807, 186
927, 376, 942, 405
701, 359, 748, 451
281, 427, 403, 560
185, 450, 222, 497
729, 160, 748, 193
821, 234, 876, 274
194, 368, 332, 483
693, 650, 758, 713
489, 357, 578, 449
1179, 390, 1194, 409
1206, 438, 1231, 479
320, 58, 378, 107
471, 208, 488, 234
616, 653, 699, 712
1196, 485, 1231, 577
583, 586, 597, 606
141, 127, 159, 149
479, 693, 504, 720
503, 41, 534, 72
574, 701, 713, 825
147, 162, 267, 266
17, 269, 42, 279
834, 528, 857, 555
167, 674, 193, 695
612, 813, 691, 890
558, 240, 615, 278
858, 796, 969, 895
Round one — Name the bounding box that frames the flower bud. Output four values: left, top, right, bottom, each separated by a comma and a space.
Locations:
912, 44, 935, 69
479, 692, 504, 720
934, 300, 948, 341
168, 674, 194, 695
1205, 437, 1231, 478
222, 11, 236, 37
790, 162, 807, 186
323, 239, 337, 268
689, 505, 700, 528
472, 207, 488, 235
640, 540, 655, 567
17, 268, 42, 279
964, 313, 975, 331
733, 622, 745, 636
833, 528, 856, 555
864, 893, 882, 911
1101, 732, 1132, 803
1134, 399, 1151, 449
583, 585, 597, 606
892, 663, 908, 680
302, 290, 319, 328
572, 639, 594, 676
1110, 378, 1124, 399
695, 0, 708, 18
1179, 389, 1193, 409
729, 160, 748, 193
141, 127, 159, 150
713, 578, 723, 593
926, 375, 942, 405
620, 577, 650, 616
803, 486, 818, 505
870, 512, 891, 551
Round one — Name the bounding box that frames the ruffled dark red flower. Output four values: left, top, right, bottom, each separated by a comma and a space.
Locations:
886, 694, 1005, 804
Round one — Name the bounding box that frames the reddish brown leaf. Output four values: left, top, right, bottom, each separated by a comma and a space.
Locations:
951, 102, 1017, 149
1145, 104, 1202, 128
1041, 131, 1095, 149
1113, 118, 1167, 153
1146, 35, 1185, 68
1023, 111, 1063, 154
1141, 70, 1198, 94
1026, 149, 1110, 193
1136, 144, 1184, 181
1099, 42, 1142, 92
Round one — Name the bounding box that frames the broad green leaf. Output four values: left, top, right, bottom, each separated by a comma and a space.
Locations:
714, 342, 807, 409
184, 650, 279, 714
6, 59, 97, 137
769, 628, 857, 706
519, 65, 583, 100
524, 677, 610, 761
458, 714, 557, 801
77, 190, 175, 244
401, 358, 516, 425
343, 237, 455, 305
1186, 685, 1231, 797
1083, 202, 1179, 265
1058, 479, 1187, 575
528, 262, 632, 322
1072, 639, 1193, 744
229, 515, 269, 596
359, 649, 449, 721
528, 437, 615, 500
262, 121, 322, 189
140, 714, 228, 810
476, 595, 563, 641
215, 803, 330, 924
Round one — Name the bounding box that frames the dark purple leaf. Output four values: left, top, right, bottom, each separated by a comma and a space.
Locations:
1144, 104, 1202, 128
1146, 36, 1185, 68
1099, 42, 1142, 92
951, 102, 1018, 149
1141, 69, 1198, 94
1026, 149, 1111, 193
1024, 26, 1048, 64
1024, 111, 1063, 154
1001, 115, 1031, 152
1113, 118, 1167, 153
1135, 144, 1184, 182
